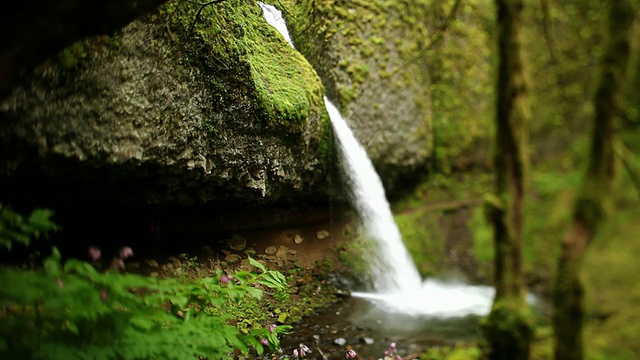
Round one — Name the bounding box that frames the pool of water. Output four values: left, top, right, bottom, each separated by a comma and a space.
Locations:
278, 294, 489, 359
277, 279, 544, 359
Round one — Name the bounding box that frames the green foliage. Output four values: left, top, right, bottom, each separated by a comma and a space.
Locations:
0, 213, 292, 360
470, 206, 494, 263
394, 208, 444, 277
423, 344, 483, 360
0, 205, 58, 250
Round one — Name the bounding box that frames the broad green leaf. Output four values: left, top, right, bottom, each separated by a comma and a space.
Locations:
247, 255, 267, 273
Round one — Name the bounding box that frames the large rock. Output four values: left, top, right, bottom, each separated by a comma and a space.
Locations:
281, 0, 433, 196
0, 0, 334, 207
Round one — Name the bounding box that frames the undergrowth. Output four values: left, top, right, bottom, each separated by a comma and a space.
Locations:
0, 204, 292, 360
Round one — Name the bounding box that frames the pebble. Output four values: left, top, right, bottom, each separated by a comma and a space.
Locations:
226, 234, 247, 251
333, 338, 347, 346
294, 235, 304, 244
224, 254, 241, 263
144, 259, 159, 268
316, 230, 330, 239
360, 337, 375, 345
265, 246, 277, 255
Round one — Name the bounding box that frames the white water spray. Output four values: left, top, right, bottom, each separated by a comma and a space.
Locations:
323, 98, 422, 292
259, 2, 497, 316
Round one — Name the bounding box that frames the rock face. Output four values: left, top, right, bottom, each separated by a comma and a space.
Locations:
0, 0, 334, 207
281, 0, 433, 195
0, 0, 433, 210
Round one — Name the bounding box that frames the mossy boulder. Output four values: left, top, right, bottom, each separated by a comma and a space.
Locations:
0, 0, 333, 207
280, 0, 433, 196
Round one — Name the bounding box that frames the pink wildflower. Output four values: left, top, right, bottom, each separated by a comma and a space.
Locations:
56, 278, 64, 289
119, 246, 134, 259
293, 349, 299, 358
299, 344, 310, 356
345, 348, 357, 358
100, 290, 107, 302
88, 246, 101, 261
260, 338, 269, 346
269, 324, 277, 333
220, 274, 231, 284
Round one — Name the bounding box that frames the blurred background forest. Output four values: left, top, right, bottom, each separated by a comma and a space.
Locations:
392, 0, 640, 359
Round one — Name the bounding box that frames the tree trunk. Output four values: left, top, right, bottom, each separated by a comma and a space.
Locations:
552, 1, 636, 359
481, 0, 533, 359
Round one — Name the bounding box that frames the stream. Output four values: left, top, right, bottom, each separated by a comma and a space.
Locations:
277, 294, 487, 359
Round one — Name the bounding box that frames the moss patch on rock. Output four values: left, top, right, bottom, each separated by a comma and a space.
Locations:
162, 0, 326, 133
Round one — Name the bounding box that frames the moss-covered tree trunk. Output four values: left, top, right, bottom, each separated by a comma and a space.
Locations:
552, 1, 636, 359
481, 0, 533, 359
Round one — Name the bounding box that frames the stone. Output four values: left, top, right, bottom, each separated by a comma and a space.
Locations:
316, 230, 330, 239
144, 259, 159, 268
294, 235, 304, 244
224, 254, 241, 263
265, 246, 277, 255
244, 247, 256, 256
333, 338, 347, 346
275, 246, 290, 258
226, 234, 247, 251
360, 337, 375, 345
0, 3, 333, 207
168, 257, 181, 266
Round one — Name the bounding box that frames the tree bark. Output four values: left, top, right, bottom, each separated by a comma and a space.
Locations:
481, 0, 533, 359
552, 1, 636, 359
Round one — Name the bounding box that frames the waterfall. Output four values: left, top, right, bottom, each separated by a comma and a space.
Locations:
258, 2, 503, 317
322, 99, 423, 292
258, 2, 421, 293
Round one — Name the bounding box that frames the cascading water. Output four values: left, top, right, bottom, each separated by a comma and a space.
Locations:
259, 2, 496, 317
323, 99, 422, 292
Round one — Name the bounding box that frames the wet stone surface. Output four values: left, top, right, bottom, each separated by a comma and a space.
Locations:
276, 296, 485, 360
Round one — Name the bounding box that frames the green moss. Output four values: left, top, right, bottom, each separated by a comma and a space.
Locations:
56, 35, 121, 71
481, 299, 535, 360
161, 0, 325, 133
280, 0, 432, 110
394, 208, 444, 277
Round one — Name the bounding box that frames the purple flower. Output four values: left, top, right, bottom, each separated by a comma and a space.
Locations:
88, 246, 101, 261
345, 349, 357, 358
260, 338, 269, 346
119, 246, 134, 259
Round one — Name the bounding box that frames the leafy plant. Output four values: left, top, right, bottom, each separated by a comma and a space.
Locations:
0, 205, 292, 359
0, 205, 58, 250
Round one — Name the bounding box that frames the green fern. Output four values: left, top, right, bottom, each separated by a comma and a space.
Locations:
0, 206, 292, 359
